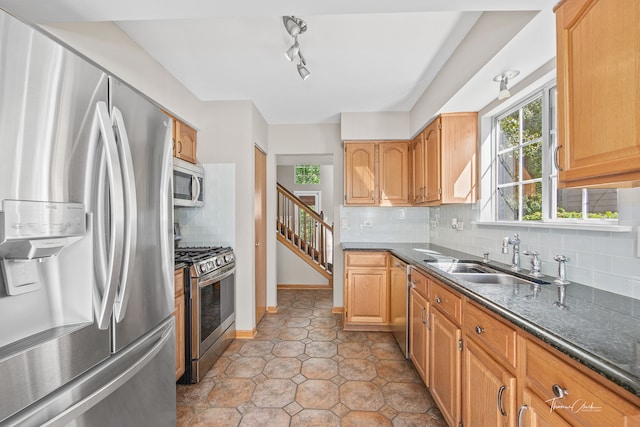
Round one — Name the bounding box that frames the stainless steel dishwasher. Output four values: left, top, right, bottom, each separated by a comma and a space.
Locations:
390, 255, 410, 357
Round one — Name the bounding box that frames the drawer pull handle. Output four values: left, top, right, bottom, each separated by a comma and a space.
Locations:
475, 325, 484, 335
435, 297, 442, 304
517, 405, 528, 427
552, 384, 569, 398
497, 385, 507, 416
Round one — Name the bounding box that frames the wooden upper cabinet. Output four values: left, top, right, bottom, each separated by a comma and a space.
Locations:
379, 141, 410, 206
344, 143, 376, 205
172, 119, 197, 164
344, 141, 411, 206
414, 113, 478, 206
412, 132, 426, 204
555, 0, 640, 187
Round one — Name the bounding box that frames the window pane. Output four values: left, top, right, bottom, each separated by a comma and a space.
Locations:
498, 111, 520, 151
498, 186, 519, 221
523, 97, 542, 142
557, 188, 618, 219
522, 140, 542, 180
523, 182, 542, 221
498, 149, 519, 185
295, 165, 320, 184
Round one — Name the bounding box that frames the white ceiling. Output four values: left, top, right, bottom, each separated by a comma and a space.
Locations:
0, 0, 557, 125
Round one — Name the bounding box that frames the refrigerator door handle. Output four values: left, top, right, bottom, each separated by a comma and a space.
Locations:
159, 120, 174, 290
92, 102, 126, 330
110, 106, 138, 323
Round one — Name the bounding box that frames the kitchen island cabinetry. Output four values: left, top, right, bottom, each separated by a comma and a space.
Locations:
344, 251, 389, 329
344, 141, 411, 206
415, 112, 478, 206
174, 268, 186, 381
555, 0, 640, 187
172, 118, 197, 164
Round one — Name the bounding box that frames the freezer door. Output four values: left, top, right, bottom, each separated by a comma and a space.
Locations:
0, 10, 111, 423
109, 78, 174, 352
4, 317, 176, 427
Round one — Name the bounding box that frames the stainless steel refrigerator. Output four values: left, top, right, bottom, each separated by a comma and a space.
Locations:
0, 9, 176, 426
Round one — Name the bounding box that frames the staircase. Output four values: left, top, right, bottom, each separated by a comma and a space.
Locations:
277, 183, 333, 286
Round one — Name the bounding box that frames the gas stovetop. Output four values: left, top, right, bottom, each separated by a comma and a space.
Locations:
175, 246, 235, 277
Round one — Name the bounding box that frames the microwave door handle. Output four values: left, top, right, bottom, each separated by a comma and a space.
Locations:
92, 102, 126, 330
159, 119, 174, 292
192, 174, 201, 203
110, 107, 138, 322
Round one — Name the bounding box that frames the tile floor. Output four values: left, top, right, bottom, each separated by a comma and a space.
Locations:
176, 289, 444, 426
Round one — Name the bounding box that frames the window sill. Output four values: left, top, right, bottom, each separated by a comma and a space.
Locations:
472, 221, 631, 233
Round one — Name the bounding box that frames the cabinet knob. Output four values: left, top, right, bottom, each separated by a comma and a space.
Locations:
475, 325, 484, 335
551, 384, 569, 398
435, 296, 442, 304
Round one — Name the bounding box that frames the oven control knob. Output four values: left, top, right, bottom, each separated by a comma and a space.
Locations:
216, 258, 223, 266
200, 264, 207, 273
224, 255, 231, 262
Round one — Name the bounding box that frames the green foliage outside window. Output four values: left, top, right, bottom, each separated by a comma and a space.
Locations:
295, 165, 320, 184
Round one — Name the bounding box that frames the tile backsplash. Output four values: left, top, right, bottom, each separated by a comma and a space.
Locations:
174, 163, 235, 247
339, 206, 429, 243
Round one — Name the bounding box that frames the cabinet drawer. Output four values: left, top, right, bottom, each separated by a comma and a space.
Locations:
345, 252, 388, 268
410, 267, 429, 298
174, 268, 185, 298
429, 280, 461, 324
464, 301, 516, 368
525, 339, 640, 426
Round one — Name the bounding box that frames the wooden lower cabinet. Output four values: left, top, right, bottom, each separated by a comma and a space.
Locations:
519, 388, 571, 427
409, 288, 429, 385
344, 252, 389, 328
174, 268, 185, 381
462, 338, 516, 426
430, 308, 461, 427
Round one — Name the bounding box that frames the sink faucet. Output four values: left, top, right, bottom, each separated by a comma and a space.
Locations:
553, 255, 571, 310
502, 234, 521, 271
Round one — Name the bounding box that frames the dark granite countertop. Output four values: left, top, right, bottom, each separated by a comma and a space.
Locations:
342, 242, 640, 398
175, 262, 187, 271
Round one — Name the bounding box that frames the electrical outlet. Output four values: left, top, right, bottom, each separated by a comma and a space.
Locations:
341, 218, 349, 229
362, 220, 373, 228
457, 221, 464, 231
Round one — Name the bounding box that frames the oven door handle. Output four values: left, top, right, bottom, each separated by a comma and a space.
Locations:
198, 266, 236, 288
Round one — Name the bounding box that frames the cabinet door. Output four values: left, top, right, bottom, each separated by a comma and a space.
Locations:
519, 389, 572, 427
430, 308, 461, 427
463, 339, 516, 427
409, 288, 429, 385
440, 113, 478, 204
344, 143, 377, 205
379, 141, 410, 206
412, 132, 426, 204
174, 294, 185, 380
556, 0, 640, 187
346, 269, 388, 324
176, 121, 197, 164
423, 119, 442, 204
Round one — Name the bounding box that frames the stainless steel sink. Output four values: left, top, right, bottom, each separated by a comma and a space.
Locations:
451, 273, 541, 286
429, 262, 498, 274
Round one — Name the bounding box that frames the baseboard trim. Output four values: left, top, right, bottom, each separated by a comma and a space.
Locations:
278, 284, 332, 290
235, 328, 257, 339
267, 306, 278, 313
332, 307, 344, 314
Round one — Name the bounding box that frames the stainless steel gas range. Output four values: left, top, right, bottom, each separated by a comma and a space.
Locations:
175, 246, 236, 383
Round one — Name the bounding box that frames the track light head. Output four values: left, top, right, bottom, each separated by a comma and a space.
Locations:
283, 16, 307, 37
493, 70, 520, 101
297, 63, 311, 80
285, 39, 299, 62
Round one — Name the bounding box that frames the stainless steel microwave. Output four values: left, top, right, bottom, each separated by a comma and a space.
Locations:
173, 157, 204, 207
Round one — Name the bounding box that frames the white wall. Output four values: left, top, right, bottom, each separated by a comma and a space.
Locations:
341, 112, 410, 140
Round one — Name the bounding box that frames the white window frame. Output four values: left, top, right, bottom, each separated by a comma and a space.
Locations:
491, 81, 619, 225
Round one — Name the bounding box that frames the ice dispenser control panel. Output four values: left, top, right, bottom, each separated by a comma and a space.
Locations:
0, 200, 86, 296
